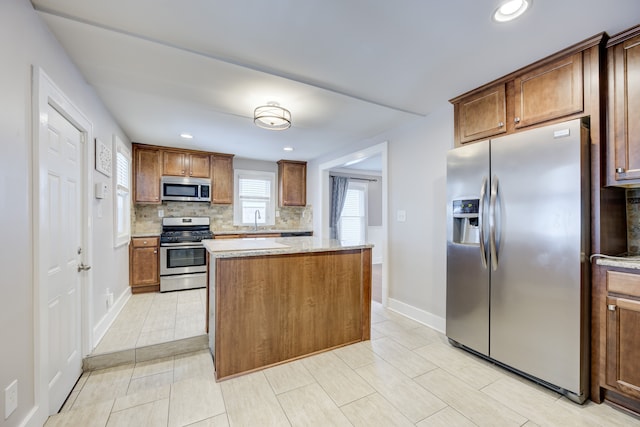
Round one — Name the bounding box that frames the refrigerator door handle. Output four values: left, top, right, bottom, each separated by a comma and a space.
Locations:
489, 175, 499, 271
479, 176, 488, 269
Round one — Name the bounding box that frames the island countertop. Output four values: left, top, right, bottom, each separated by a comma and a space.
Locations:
203, 236, 373, 258
206, 235, 373, 380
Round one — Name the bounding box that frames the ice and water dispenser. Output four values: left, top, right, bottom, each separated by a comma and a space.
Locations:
452, 198, 480, 245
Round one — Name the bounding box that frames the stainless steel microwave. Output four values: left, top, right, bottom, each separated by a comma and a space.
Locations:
161, 176, 211, 202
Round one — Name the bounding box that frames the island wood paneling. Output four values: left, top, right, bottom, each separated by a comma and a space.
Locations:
214, 248, 371, 380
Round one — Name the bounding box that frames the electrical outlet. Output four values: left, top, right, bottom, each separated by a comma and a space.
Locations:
5, 380, 17, 419
275, 210, 280, 217
158, 209, 164, 218
397, 210, 407, 222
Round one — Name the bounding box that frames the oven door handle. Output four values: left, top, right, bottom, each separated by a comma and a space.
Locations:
160, 243, 205, 248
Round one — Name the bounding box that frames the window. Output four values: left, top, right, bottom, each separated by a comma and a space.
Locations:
233, 169, 276, 226
339, 182, 367, 244
113, 136, 131, 247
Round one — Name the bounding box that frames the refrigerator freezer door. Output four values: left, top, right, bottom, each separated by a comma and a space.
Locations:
489, 119, 587, 396
446, 140, 491, 356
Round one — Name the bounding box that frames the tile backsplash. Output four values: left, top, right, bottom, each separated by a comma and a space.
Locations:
132, 202, 313, 235
627, 188, 640, 255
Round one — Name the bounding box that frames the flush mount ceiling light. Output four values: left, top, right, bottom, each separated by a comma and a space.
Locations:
493, 0, 530, 22
254, 103, 291, 131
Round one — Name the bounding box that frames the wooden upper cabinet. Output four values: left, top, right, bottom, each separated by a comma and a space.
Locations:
457, 83, 507, 144
189, 154, 211, 178
134, 145, 161, 204
608, 26, 640, 184
278, 160, 307, 207
514, 52, 583, 129
211, 154, 234, 204
163, 151, 211, 178
450, 33, 603, 146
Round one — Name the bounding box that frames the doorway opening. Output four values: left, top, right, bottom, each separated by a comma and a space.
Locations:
318, 142, 388, 306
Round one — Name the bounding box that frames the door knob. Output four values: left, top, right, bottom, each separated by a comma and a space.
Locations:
77, 263, 91, 272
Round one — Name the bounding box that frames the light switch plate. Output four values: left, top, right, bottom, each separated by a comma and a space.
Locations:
397, 210, 406, 222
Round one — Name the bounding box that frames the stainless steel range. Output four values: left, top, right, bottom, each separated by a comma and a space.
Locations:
160, 217, 213, 292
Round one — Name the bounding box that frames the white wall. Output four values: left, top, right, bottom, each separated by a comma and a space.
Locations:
386, 105, 452, 329
308, 103, 453, 331
0, 2, 130, 426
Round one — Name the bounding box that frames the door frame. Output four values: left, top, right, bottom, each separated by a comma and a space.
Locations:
317, 141, 388, 306
32, 67, 94, 418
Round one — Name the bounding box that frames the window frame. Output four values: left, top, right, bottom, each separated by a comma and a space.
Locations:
233, 169, 276, 227
339, 181, 368, 244
113, 135, 131, 248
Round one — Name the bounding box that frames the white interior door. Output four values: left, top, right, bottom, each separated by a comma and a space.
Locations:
45, 104, 84, 413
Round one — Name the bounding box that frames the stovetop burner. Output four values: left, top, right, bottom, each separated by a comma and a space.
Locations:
160, 216, 213, 244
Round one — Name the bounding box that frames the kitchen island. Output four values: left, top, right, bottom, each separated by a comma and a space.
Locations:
203, 236, 372, 380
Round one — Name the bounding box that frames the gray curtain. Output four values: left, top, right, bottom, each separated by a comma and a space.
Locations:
329, 176, 349, 239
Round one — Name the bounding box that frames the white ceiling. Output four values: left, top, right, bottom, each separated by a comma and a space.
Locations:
32, 0, 640, 162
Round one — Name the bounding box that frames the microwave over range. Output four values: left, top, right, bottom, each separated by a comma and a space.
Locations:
161, 176, 211, 202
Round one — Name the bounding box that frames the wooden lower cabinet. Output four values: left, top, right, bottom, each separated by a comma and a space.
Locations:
129, 237, 160, 293
213, 248, 371, 380
593, 267, 640, 414
606, 295, 640, 399
606, 271, 640, 402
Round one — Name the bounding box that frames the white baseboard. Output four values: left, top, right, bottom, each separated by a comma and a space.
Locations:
387, 297, 446, 334
92, 287, 131, 350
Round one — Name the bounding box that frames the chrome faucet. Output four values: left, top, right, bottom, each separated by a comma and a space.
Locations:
254, 209, 261, 231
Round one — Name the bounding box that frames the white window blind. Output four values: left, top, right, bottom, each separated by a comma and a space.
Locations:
113, 136, 131, 247
234, 169, 276, 226
339, 182, 367, 244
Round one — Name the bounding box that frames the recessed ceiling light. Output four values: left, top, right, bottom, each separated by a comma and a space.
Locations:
180, 133, 193, 139
493, 0, 530, 22
283, 146, 294, 152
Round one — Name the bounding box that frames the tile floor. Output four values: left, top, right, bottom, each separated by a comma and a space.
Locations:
48, 301, 640, 427
92, 289, 207, 355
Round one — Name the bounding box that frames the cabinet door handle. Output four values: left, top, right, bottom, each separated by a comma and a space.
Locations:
608, 304, 617, 311
498, 122, 504, 128
153, 250, 157, 254
514, 117, 521, 124
616, 167, 625, 173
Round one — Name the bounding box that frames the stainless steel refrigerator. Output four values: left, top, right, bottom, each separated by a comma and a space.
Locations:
446, 118, 590, 403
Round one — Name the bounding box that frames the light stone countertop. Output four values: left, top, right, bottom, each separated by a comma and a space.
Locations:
594, 255, 640, 270
213, 229, 312, 236
203, 236, 372, 258
131, 233, 160, 238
